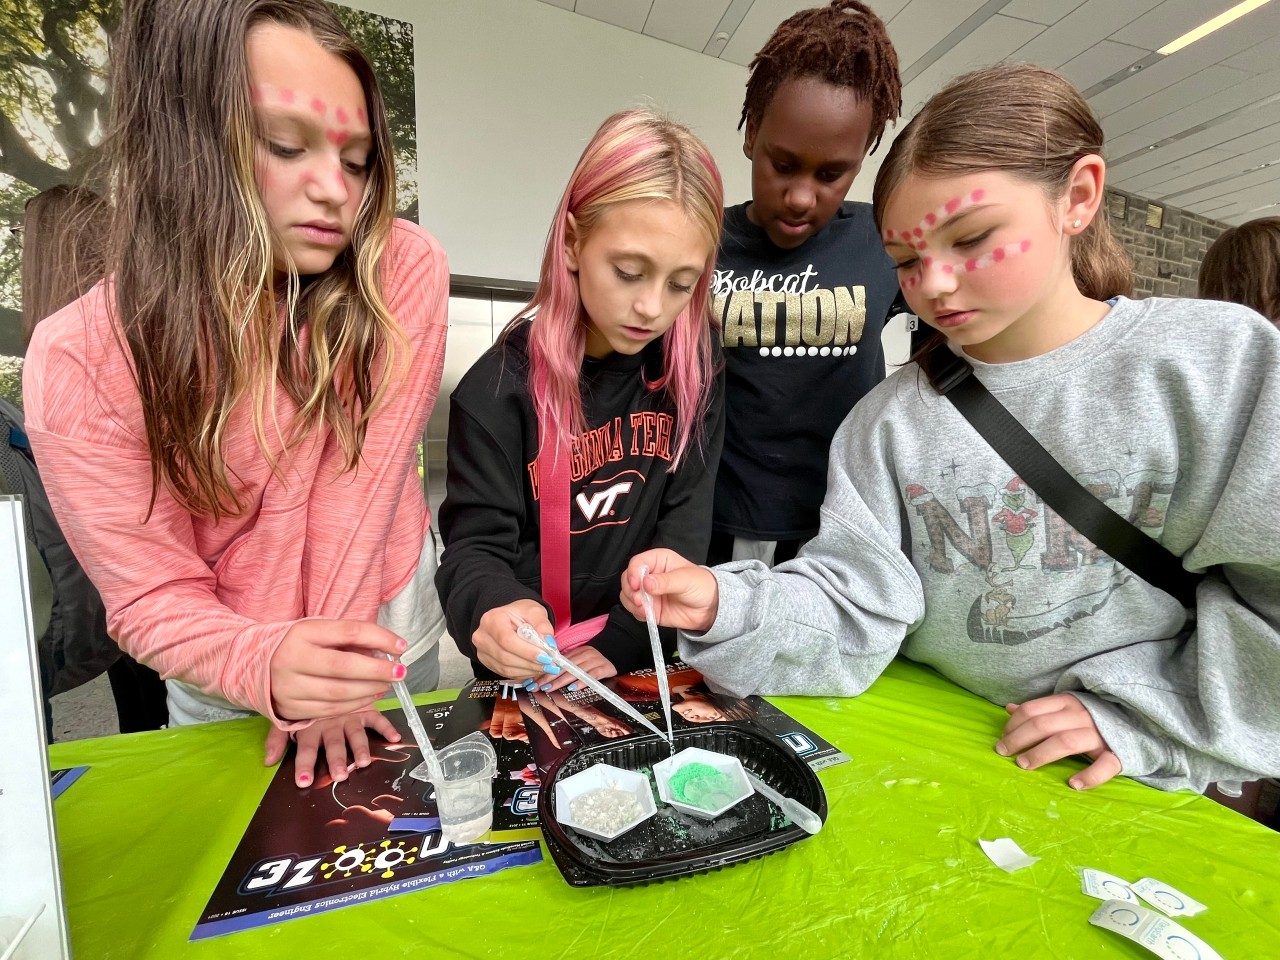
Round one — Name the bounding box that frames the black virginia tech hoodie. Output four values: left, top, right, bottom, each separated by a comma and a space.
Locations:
436, 322, 725, 678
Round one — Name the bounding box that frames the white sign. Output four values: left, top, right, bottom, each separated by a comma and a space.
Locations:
0, 496, 71, 958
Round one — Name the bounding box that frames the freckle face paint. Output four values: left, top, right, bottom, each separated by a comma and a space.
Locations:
278, 87, 295, 104
335, 107, 349, 125
325, 129, 350, 147
356, 107, 367, 124
310, 97, 326, 115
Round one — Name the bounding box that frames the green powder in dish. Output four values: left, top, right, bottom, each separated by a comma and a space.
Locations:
667, 762, 738, 811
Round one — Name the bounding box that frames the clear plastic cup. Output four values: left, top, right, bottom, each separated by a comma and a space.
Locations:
434, 732, 497, 845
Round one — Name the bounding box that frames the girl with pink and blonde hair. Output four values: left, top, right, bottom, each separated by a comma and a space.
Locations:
436, 108, 725, 690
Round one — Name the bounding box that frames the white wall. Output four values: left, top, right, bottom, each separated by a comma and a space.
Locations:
343, 0, 912, 367
344, 0, 751, 281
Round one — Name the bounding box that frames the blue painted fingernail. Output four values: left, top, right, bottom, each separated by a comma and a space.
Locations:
522, 680, 537, 691
540, 684, 553, 692
545, 634, 558, 649
545, 664, 561, 675
568, 682, 580, 692
536, 653, 554, 667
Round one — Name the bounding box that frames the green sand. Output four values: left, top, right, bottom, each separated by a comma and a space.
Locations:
667, 762, 739, 811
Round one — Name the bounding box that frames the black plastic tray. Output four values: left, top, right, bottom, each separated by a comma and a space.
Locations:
537, 723, 826, 887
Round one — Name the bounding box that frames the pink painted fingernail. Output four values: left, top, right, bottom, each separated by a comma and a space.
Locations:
298, 773, 311, 785
393, 664, 406, 680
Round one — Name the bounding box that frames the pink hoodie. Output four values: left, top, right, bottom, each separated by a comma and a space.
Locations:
23, 219, 448, 728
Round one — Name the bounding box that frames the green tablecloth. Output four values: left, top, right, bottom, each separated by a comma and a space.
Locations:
49, 659, 1278, 958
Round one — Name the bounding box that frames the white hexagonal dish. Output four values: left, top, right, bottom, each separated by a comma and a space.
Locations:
653, 746, 752, 820
553, 762, 658, 842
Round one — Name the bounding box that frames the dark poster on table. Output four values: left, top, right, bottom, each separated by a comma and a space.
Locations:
451, 662, 851, 783
191, 703, 540, 941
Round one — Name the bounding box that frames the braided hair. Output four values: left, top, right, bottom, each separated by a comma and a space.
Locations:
740, 1, 902, 154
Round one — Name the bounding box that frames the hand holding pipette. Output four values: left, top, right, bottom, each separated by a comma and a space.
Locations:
472, 599, 560, 679
638, 563, 674, 747
622, 549, 720, 634
508, 614, 669, 741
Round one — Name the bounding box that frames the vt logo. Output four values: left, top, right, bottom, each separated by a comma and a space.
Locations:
576, 482, 633, 521
573, 470, 645, 530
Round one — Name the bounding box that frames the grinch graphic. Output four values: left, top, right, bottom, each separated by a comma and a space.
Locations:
991, 477, 1038, 570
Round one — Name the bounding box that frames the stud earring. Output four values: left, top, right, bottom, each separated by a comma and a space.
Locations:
1071, 218, 1082, 229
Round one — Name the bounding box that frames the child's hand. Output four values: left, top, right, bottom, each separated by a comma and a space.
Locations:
271, 619, 408, 721
534, 644, 616, 692
996, 694, 1122, 790
263, 708, 401, 788
473, 599, 558, 680
621, 549, 719, 633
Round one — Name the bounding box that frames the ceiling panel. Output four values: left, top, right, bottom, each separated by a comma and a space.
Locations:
1106, 69, 1280, 159
574, 0, 653, 32
1148, 139, 1280, 196
1162, 163, 1280, 207
1000, 0, 1087, 25
1109, 101, 1280, 180
1111, 0, 1240, 50
900, 14, 1043, 111
1118, 148, 1237, 193
1010, 0, 1163, 70
718, 2, 810, 65
644, 0, 734, 51
1188, 173, 1280, 220
1087, 6, 1280, 116
887, 0, 989, 72
1102, 64, 1251, 139
1059, 40, 1150, 91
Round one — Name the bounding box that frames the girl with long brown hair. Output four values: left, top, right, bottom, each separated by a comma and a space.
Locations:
23, 0, 449, 788
624, 64, 1280, 799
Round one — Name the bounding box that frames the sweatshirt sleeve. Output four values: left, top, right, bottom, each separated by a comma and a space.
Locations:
434, 397, 547, 665
23, 329, 303, 728
1060, 353, 1280, 792
593, 371, 726, 673
678, 403, 925, 697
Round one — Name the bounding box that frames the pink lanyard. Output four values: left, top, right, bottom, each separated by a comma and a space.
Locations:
537, 427, 607, 651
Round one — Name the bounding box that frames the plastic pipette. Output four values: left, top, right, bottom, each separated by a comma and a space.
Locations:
745, 771, 823, 835
384, 654, 442, 783
511, 617, 668, 741
638, 564, 674, 748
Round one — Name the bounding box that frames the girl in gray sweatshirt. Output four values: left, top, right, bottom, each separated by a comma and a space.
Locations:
622, 65, 1280, 796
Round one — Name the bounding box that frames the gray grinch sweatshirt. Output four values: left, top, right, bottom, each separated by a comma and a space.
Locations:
680, 296, 1280, 792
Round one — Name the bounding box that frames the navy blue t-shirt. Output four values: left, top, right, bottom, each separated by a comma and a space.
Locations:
712, 200, 902, 540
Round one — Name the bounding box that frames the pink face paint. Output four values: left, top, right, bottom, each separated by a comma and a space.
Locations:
356, 107, 367, 124
310, 97, 326, 115
278, 87, 295, 104
326, 129, 350, 147
335, 106, 349, 124
250, 84, 265, 103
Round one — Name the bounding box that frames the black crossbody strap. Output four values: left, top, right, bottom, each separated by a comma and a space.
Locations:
922, 344, 1199, 608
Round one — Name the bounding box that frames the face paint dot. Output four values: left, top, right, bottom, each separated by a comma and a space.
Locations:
943, 264, 954, 274
1020, 238, 1031, 252
912, 227, 923, 238
971, 189, 985, 203
945, 198, 961, 215
925, 212, 937, 226
884, 230, 895, 241
923, 256, 933, 268
326, 129, 350, 147
993, 248, 1006, 261
356, 107, 367, 124
279, 88, 295, 104
311, 97, 326, 115
965, 258, 978, 272
336, 107, 349, 124
915, 240, 928, 251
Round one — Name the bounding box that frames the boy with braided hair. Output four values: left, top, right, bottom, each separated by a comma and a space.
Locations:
710, 1, 905, 566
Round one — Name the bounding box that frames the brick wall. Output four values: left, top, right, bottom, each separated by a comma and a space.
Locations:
1105, 187, 1229, 299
